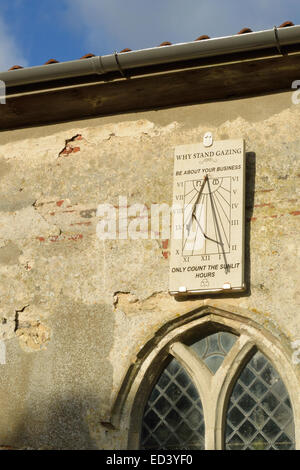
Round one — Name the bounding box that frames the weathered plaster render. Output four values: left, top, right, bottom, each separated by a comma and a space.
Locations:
0, 90, 299, 449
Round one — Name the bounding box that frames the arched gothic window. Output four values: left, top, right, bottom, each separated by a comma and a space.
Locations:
139, 330, 295, 450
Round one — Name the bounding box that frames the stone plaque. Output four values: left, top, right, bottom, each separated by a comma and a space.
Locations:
169, 138, 246, 295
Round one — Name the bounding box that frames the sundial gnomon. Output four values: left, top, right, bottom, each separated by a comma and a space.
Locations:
182, 176, 231, 256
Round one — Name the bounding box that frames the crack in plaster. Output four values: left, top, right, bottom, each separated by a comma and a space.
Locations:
14, 305, 30, 332
58, 134, 83, 158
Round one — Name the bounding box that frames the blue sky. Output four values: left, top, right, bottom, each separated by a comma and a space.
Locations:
0, 0, 299, 71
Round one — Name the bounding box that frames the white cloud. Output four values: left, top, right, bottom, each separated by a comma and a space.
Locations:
0, 13, 28, 71
64, 0, 298, 53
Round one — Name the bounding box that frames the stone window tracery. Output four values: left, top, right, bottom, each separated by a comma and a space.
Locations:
140, 330, 295, 450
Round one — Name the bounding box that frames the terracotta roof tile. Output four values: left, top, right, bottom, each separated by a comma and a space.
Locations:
158, 41, 172, 46
44, 59, 59, 65
5, 22, 296, 71
279, 21, 294, 28
80, 53, 96, 59
195, 35, 210, 41
8, 65, 23, 71
237, 27, 253, 34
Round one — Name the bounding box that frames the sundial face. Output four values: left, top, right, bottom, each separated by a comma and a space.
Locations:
182, 176, 231, 257
169, 138, 246, 295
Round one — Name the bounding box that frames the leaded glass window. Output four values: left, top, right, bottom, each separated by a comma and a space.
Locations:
140, 357, 205, 450
225, 351, 295, 450
139, 329, 296, 450
190, 332, 237, 373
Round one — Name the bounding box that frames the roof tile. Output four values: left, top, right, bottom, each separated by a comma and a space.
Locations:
8, 65, 23, 71
279, 21, 294, 28
195, 35, 210, 41
158, 41, 172, 46
80, 53, 96, 59
237, 27, 253, 34
44, 59, 59, 65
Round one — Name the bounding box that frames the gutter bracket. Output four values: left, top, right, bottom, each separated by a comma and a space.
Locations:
273, 26, 287, 56
114, 51, 128, 79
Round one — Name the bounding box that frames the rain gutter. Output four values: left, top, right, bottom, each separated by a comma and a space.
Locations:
1, 25, 300, 87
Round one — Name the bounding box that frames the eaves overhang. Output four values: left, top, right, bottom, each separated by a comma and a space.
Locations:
1, 25, 300, 131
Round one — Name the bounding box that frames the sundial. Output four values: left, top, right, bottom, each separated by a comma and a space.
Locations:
169, 138, 246, 295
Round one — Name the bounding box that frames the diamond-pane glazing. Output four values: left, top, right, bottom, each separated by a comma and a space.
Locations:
140, 357, 205, 450
190, 332, 237, 373
225, 351, 295, 450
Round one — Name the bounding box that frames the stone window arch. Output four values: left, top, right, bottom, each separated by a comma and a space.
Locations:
112, 306, 300, 450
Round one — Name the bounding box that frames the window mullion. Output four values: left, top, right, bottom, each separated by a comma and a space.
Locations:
169, 342, 212, 403
169, 341, 218, 450
212, 335, 256, 449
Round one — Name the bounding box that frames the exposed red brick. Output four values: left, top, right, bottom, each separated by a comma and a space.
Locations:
162, 251, 169, 259
162, 239, 169, 249
255, 189, 274, 193
70, 222, 91, 226
61, 146, 73, 155
36, 237, 45, 242
60, 141, 81, 156
290, 211, 300, 216
56, 200, 64, 207
254, 203, 274, 208
68, 234, 83, 241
